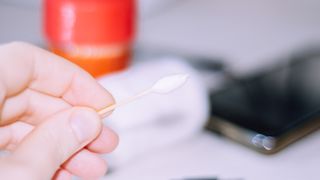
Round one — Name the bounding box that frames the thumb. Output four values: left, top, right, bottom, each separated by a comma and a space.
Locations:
10, 107, 102, 179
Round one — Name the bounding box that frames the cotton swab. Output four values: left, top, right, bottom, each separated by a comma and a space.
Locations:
98, 74, 189, 118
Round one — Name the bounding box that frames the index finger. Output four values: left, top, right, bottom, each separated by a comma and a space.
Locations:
0, 42, 114, 125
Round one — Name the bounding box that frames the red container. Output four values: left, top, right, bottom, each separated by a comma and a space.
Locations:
43, 0, 135, 77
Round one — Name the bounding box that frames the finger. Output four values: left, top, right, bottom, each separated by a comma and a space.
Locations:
53, 169, 72, 180
63, 149, 107, 179
10, 107, 102, 179
0, 122, 33, 150
0, 42, 114, 126
0, 124, 12, 149
1, 89, 70, 126
87, 126, 119, 153
0, 122, 118, 154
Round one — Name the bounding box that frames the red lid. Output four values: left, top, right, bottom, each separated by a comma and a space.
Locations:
44, 0, 135, 45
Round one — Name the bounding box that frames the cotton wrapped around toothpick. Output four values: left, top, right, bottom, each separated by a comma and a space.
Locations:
98, 74, 189, 118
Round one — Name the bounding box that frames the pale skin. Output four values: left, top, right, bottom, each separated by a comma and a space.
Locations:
0, 42, 119, 180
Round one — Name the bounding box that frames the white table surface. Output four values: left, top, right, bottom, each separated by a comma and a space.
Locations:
1, 1, 320, 180
105, 130, 320, 180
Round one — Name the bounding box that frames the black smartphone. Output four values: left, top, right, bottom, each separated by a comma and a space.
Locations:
206, 50, 320, 153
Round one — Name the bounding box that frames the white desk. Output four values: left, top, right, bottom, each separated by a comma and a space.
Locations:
106, 130, 320, 180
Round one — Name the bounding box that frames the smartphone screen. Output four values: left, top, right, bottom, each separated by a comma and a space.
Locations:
209, 55, 320, 138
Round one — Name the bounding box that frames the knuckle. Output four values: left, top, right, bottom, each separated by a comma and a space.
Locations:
6, 41, 32, 49
0, 41, 35, 57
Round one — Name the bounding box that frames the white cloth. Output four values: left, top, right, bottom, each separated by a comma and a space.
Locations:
98, 58, 209, 168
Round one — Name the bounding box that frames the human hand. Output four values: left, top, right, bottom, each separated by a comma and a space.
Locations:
0, 42, 118, 180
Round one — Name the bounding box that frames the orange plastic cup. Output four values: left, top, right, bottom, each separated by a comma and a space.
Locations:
43, 0, 135, 77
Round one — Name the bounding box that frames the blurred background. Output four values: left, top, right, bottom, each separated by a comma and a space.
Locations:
1, 0, 320, 180
1, 0, 320, 74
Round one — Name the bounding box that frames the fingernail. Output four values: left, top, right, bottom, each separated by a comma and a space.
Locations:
70, 109, 100, 143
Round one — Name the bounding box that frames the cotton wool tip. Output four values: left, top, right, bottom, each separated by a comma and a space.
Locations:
151, 74, 189, 94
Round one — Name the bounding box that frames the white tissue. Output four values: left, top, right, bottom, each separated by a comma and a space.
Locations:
98, 57, 209, 168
